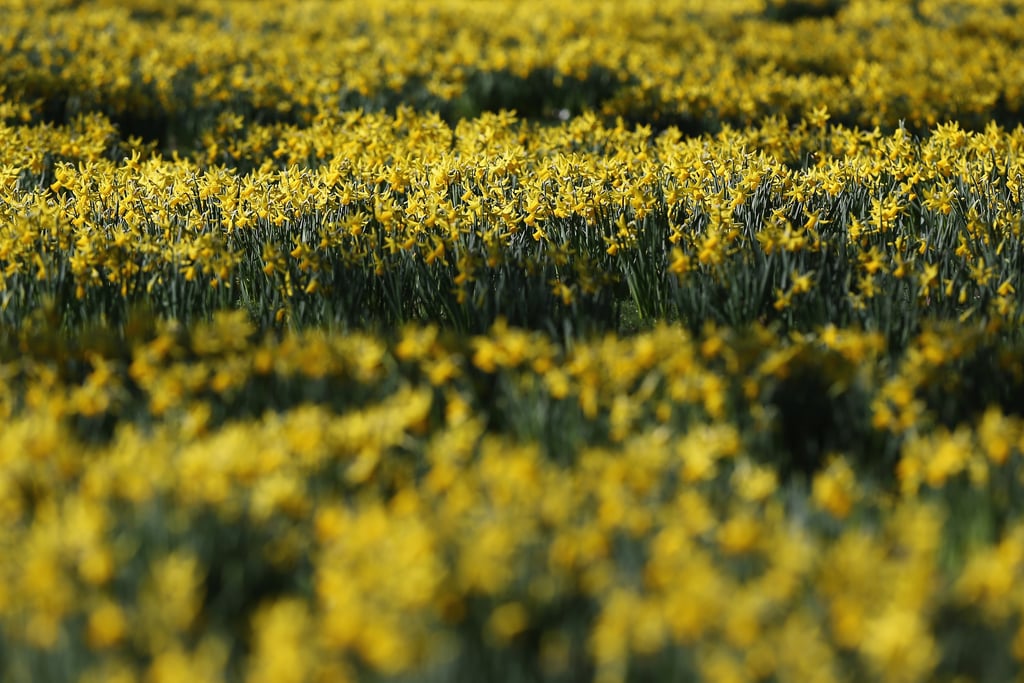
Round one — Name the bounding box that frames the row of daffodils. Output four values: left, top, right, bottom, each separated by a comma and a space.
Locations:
3, 0, 1024, 681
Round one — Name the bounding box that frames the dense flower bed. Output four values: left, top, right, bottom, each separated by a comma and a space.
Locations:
2, 1, 1024, 681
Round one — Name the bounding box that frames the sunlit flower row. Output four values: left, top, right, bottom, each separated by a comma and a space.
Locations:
1, 108, 1023, 341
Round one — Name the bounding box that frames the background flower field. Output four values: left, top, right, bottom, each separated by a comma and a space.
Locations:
2, 0, 1024, 681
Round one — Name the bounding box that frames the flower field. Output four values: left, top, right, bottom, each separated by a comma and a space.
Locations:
3, 0, 1024, 681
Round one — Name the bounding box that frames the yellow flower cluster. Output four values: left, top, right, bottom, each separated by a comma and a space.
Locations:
2, 0, 1022, 130
0, 314, 1023, 681
4, 0, 1024, 681
2, 107, 1023, 337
